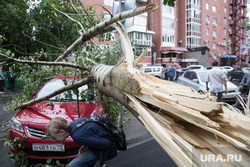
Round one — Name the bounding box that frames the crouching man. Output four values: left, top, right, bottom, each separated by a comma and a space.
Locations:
45, 116, 117, 167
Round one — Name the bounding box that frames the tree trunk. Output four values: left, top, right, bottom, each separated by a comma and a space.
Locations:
89, 22, 250, 167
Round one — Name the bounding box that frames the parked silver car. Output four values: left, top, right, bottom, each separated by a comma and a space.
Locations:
139, 66, 165, 79
177, 69, 239, 103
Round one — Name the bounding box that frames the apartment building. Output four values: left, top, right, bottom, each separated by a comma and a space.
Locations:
81, 0, 154, 67
147, 0, 247, 67
243, 0, 250, 65
81, 0, 248, 67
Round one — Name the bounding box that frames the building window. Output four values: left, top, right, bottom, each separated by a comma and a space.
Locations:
224, 7, 227, 14
186, 37, 201, 47
104, 0, 113, 6
224, 17, 227, 24
223, 49, 226, 54
223, 28, 227, 35
104, 14, 115, 41
206, 15, 209, 24
223, 39, 226, 44
134, 32, 152, 46
213, 30, 217, 38
224, 0, 227, 3
135, 47, 151, 57
186, 9, 191, 18
213, 18, 217, 25
206, 28, 209, 35
212, 6, 216, 13
206, 3, 209, 10
213, 42, 216, 49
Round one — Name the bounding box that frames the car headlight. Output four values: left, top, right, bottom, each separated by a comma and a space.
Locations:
11, 117, 24, 133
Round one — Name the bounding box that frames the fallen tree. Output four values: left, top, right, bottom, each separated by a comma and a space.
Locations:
1, 3, 249, 167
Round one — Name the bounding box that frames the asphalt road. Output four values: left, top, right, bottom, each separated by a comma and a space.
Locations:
105, 140, 177, 167
0, 91, 19, 167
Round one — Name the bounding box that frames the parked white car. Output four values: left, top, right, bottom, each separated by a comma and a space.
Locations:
186, 65, 204, 70
205, 66, 228, 74
220, 66, 234, 74
177, 69, 239, 103
139, 66, 165, 79
221, 66, 234, 72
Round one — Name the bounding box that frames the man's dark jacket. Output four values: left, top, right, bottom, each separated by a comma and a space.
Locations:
69, 116, 117, 166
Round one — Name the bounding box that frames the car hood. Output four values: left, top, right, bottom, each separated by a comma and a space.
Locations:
16, 101, 104, 124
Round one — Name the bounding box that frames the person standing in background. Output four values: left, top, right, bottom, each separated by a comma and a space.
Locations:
206, 60, 227, 102
167, 63, 176, 81
162, 64, 168, 80
6, 66, 16, 91
0, 64, 5, 93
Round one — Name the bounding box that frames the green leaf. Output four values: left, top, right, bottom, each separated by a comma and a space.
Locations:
56, 160, 61, 165
46, 159, 52, 164
163, 0, 176, 7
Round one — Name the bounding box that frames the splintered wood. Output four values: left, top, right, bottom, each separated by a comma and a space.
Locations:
126, 73, 250, 167
113, 14, 250, 166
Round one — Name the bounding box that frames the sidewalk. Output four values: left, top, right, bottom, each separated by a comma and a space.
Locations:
122, 112, 153, 149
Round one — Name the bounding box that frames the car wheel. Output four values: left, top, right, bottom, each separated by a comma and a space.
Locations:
228, 75, 232, 81
155, 76, 160, 79
198, 90, 204, 94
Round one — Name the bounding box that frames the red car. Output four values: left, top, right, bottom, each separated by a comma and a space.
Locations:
9, 76, 104, 159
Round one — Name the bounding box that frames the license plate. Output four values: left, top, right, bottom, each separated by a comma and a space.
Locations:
32, 144, 65, 152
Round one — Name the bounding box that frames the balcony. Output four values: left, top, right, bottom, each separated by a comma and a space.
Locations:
220, 43, 226, 47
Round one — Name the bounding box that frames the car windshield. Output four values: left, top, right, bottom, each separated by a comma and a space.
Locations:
197, 71, 207, 82
36, 79, 92, 101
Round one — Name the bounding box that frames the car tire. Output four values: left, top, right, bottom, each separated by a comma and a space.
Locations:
198, 90, 204, 94
228, 75, 232, 81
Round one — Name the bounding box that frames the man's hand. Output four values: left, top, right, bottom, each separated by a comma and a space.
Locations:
225, 88, 227, 94
222, 78, 227, 94
78, 146, 88, 154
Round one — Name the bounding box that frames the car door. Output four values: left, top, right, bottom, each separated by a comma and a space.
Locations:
234, 69, 243, 80
178, 71, 191, 85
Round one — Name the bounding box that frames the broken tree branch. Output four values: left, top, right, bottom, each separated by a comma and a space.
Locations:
0, 52, 89, 70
